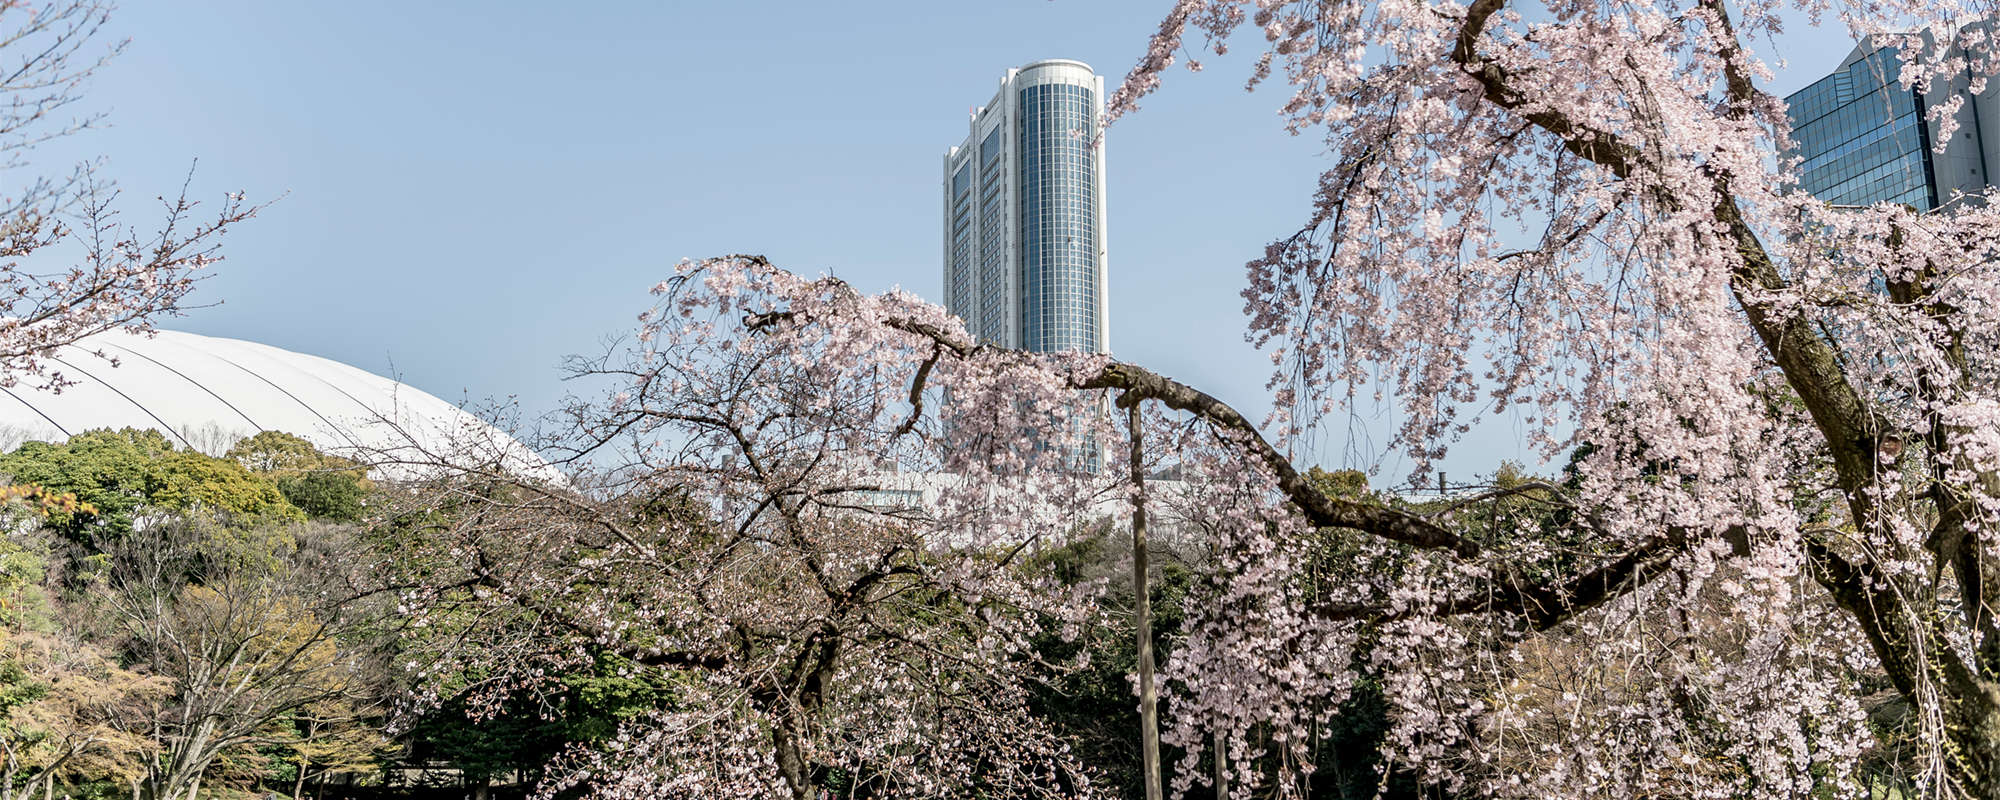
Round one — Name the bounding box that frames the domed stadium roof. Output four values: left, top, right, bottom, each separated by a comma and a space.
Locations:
0, 328, 555, 479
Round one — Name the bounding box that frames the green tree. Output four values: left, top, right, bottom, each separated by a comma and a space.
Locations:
1027, 525, 1194, 800
402, 654, 672, 800
272, 473, 366, 524
0, 632, 168, 800
405, 697, 562, 800
99, 520, 384, 800
224, 432, 328, 476
0, 429, 302, 544
226, 432, 370, 523
0, 492, 167, 800
1025, 503, 1441, 800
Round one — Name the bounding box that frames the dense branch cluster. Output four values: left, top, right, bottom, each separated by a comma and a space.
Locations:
383, 259, 1139, 800
379, 0, 2000, 796
1102, 0, 2000, 796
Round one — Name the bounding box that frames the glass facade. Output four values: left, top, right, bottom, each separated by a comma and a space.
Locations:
1017, 82, 1101, 353
949, 163, 974, 317
944, 61, 1107, 356
1786, 48, 1939, 209
977, 128, 1009, 345
942, 62, 1112, 474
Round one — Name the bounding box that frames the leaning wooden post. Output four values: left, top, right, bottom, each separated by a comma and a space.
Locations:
1215, 728, 1228, 799
1127, 398, 1163, 800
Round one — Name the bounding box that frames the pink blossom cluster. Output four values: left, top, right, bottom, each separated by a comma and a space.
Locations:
1099, 0, 2000, 795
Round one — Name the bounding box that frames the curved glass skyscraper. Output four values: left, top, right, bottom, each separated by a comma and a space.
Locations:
943, 60, 1109, 354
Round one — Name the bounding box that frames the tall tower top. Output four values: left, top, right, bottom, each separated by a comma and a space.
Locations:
941, 62, 1110, 355
1018, 59, 1094, 73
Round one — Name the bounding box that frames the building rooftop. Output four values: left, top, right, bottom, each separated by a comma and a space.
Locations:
0, 328, 555, 480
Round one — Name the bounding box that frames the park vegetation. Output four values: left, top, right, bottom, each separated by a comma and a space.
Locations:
0, 422, 1558, 800
0, 0, 1996, 795
0, 423, 1427, 800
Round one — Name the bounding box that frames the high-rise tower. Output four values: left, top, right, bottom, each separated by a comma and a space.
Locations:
943, 60, 1109, 354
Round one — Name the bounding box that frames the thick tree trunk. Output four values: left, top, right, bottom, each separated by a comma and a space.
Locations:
772, 722, 812, 800
292, 760, 308, 800
157, 718, 219, 800
1128, 402, 1162, 800
1951, 682, 2000, 798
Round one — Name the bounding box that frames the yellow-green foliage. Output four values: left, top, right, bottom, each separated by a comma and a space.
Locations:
225, 431, 366, 481
0, 428, 303, 544
0, 537, 48, 631
1307, 466, 1372, 500
0, 631, 168, 790
226, 431, 372, 523
147, 450, 302, 521
1492, 459, 1535, 489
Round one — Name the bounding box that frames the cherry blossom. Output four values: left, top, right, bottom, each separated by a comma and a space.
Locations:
391, 0, 2000, 795
1104, 0, 2000, 795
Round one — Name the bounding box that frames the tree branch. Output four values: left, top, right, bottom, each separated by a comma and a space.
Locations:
876, 316, 1478, 559
1312, 525, 1693, 631
1452, 0, 1643, 179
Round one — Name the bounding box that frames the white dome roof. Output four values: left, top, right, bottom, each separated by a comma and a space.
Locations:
0, 328, 555, 479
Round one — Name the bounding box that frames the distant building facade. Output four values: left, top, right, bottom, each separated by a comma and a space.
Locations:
943, 60, 1109, 354
1787, 27, 2000, 209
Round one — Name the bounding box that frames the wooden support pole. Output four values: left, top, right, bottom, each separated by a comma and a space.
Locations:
1129, 400, 1162, 800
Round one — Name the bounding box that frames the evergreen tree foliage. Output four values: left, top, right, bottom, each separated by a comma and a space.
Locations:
0, 429, 302, 543
228, 431, 373, 524
403, 653, 675, 793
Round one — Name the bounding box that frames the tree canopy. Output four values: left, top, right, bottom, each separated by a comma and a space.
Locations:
0, 429, 304, 541
24, 0, 1982, 796
228, 431, 372, 523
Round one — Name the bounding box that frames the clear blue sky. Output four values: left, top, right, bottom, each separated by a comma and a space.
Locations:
36, 1, 1858, 487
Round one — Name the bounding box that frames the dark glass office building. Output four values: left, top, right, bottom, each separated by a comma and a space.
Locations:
1786, 28, 1998, 209
943, 60, 1109, 354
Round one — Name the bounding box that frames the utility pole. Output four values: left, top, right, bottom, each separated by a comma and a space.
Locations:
1127, 399, 1162, 800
